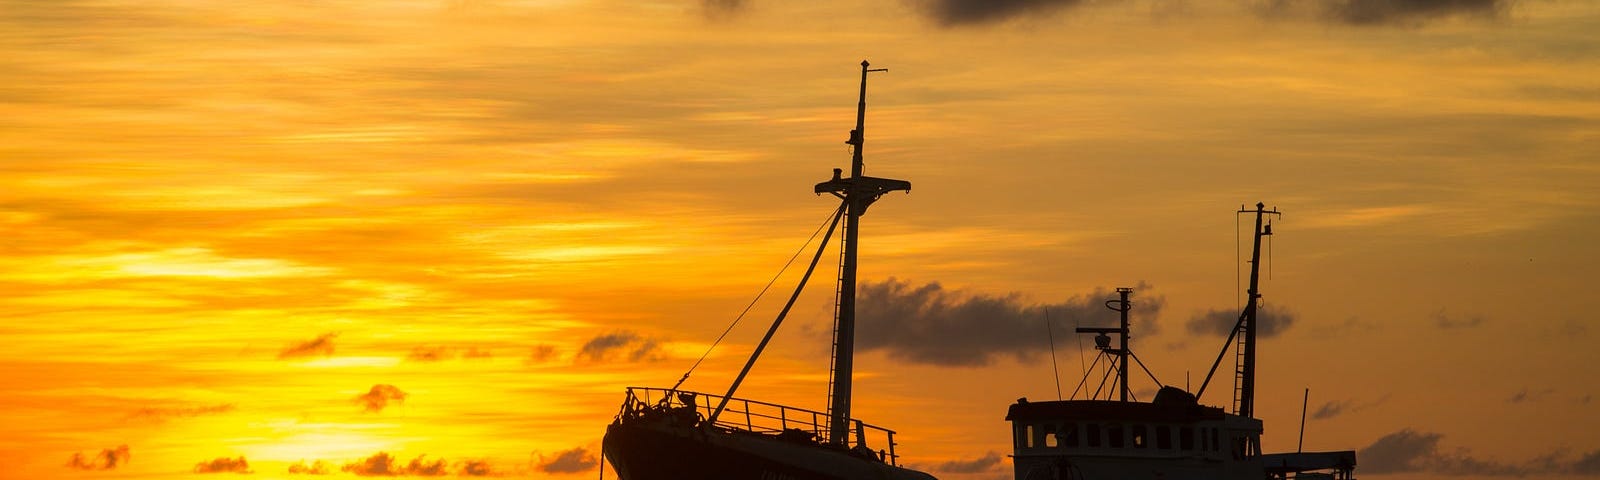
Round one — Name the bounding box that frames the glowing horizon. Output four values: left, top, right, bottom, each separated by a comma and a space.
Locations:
3, 0, 1598, 479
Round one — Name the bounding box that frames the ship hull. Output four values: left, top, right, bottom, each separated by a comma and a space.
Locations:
603, 422, 936, 480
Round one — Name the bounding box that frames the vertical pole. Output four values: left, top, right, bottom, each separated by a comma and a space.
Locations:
1118, 288, 1131, 403
828, 60, 871, 446
1240, 203, 1266, 419
1298, 388, 1309, 453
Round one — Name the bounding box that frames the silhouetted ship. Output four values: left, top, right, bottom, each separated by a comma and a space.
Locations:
602, 61, 937, 480
1005, 204, 1358, 480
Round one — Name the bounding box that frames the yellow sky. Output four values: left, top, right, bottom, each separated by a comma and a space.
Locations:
2, 0, 1598, 478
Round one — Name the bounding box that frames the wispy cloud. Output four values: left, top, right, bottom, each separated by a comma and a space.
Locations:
701, 0, 746, 20
405, 345, 492, 362
66, 445, 130, 471
193, 456, 251, 474
278, 332, 338, 359
918, 0, 1087, 26
535, 447, 598, 474
855, 279, 1164, 367
288, 460, 331, 475
575, 331, 663, 363
1324, 0, 1505, 25
929, 451, 1004, 473
1313, 395, 1389, 419
126, 403, 235, 421
1184, 305, 1295, 338
353, 384, 407, 413
1433, 308, 1486, 329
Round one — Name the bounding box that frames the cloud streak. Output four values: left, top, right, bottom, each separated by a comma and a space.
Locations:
855, 279, 1163, 367
193, 456, 251, 473
66, 445, 130, 470
919, 0, 1086, 26
278, 332, 338, 359
930, 451, 1003, 473
575, 331, 662, 363
1184, 305, 1295, 338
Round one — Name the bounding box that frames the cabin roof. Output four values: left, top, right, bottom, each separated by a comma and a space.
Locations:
1006, 399, 1227, 423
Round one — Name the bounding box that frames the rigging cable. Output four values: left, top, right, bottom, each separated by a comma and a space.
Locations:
668, 203, 850, 393
708, 201, 847, 424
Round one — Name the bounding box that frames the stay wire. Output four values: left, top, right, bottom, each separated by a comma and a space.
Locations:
669, 203, 849, 392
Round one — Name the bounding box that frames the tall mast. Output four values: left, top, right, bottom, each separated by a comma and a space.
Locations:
814, 60, 905, 447
1237, 202, 1278, 419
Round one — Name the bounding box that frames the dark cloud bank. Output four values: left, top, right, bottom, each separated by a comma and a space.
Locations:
855, 279, 1163, 367
1360, 428, 1600, 476
718, 0, 1505, 27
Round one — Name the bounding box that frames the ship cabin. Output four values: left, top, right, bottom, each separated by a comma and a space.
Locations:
1006, 386, 1266, 480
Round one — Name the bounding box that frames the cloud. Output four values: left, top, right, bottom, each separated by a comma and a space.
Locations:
406, 346, 450, 362
194, 456, 251, 474
526, 344, 558, 364
278, 332, 338, 359
1326, 0, 1503, 25
457, 459, 494, 476
1355, 428, 1600, 476
536, 447, 598, 474
701, 0, 746, 20
1433, 309, 1486, 329
854, 279, 1163, 367
403, 456, 447, 476
575, 331, 663, 363
1359, 429, 1444, 473
1507, 387, 1555, 404
66, 445, 131, 470
931, 451, 1003, 473
407, 345, 494, 362
127, 403, 235, 421
1184, 305, 1295, 338
1575, 450, 1600, 475
288, 460, 331, 474
354, 384, 407, 412
332, 454, 494, 476
343, 452, 403, 476
1312, 395, 1389, 420
918, 0, 1086, 26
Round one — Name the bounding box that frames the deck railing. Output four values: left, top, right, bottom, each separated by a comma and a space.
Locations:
616, 386, 901, 466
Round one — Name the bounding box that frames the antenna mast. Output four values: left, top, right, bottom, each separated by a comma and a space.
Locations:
1236, 202, 1278, 419
1194, 203, 1280, 422
814, 60, 906, 447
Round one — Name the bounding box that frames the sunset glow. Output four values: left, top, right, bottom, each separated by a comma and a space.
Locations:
3, 0, 1598, 479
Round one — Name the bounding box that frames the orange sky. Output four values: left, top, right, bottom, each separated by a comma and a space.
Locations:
3, 0, 1598, 479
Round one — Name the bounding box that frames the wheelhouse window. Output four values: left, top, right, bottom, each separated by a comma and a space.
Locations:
1086, 423, 1102, 447
1018, 424, 1034, 449
1131, 425, 1147, 448
1061, 422, 1079, 447
1108, 424, 1125, 448
1179, 426, 1194, 451
1156, 425, 1172, 450
1042, 424, 1058, 448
